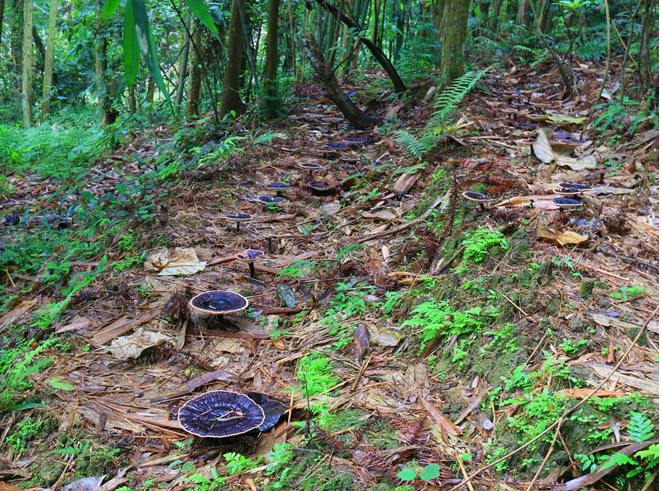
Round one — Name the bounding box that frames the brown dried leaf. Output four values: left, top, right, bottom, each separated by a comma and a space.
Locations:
420, 397, 459, 437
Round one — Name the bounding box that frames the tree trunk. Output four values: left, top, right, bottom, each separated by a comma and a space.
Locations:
128, 83, 137, 113
262, 0, 281, 117
220, 0, 246, 117
40, 0, 58, 121
0, 0, 5, 48
312, 0, 406, 93
371, 0, 380, 45
185, 22, 203, 117
146, 77, 155, 104
394, 2, 404, 62
95, 0, 113, 125
303, 34, 376, 129
639, 0, 654, 88
439, 0, 470, 88
175, 15, 192, 107
21, 0, 33, 127
488, 0, 504, 32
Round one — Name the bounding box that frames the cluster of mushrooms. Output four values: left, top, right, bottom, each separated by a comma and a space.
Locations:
462, 181, 594, 211
178, 157, 355, 440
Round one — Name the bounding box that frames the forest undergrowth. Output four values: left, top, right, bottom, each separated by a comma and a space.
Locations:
0, 62, 658, 491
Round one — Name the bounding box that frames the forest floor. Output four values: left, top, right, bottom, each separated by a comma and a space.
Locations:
0, 62, 659, 491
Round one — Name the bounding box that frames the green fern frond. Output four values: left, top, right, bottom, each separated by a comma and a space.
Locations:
393, 66, 490, 159
628, 412, 655, 443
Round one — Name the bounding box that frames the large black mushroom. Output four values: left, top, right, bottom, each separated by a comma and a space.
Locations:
190, 290, 249, 316
244, 392, 288, 432
178, 391, 265, 438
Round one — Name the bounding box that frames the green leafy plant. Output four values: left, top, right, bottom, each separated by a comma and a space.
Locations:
402, 300, 482, 350
610, 285, 647, 300
397, 463, 440, 482
5, 417, 45, 454
223, 452, 258, 475
277, 260, 316, 279
296, 354, 340, 397
393, 68, 489, 159
184, 468, 226, 491
462, 228, 508, 263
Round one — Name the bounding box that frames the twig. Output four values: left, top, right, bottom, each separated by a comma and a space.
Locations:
525, 330, 548, 365
493, 289, 533, 320
358, 195, 444, 243
456, 455, 475, 491
448, 306, 658, 491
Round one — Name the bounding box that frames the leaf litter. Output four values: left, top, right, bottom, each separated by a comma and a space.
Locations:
0, 65, 658, 491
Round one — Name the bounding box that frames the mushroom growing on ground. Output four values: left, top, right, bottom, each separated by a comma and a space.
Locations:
555, 183, 592, 196
462, 191, 493, 211
266, 182, 291, 197
178, 391, 265, 438
244, 392, 288, 432
226, 213, 252, 231
307, 181, 332, 194
298, 162, 323, 177
190, 290, 249, 316
552, 197, 582, 209
258, 195, 287, 205
235, 249, 265, 279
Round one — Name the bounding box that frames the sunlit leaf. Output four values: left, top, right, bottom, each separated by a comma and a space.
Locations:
50, 377, 75, 391
131, 0, 171, 104
102, 0, 121, 19
397, 469, 418, 481
183, 0, 220, 39
123, 0, 139, 86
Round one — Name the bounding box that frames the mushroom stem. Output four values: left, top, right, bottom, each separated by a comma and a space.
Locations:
276, 190, 283, 198
479, 203, 485, 211
236, 222, 241, 232
267, 236, 273, 252
248, 262, 256, 279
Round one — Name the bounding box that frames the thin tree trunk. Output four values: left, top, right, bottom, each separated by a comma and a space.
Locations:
488, 0, 504, 31
40, 0, 58, 121
312, 0, 406, 92
262, 0, 281, 116
21, 0, 33, 127
95, 0, 113, 125
220, 0, 246, 116
303, 34, 376, 129
371, 0, 380, 44
128, 83, 137, 113
185, 22, 203, 116
176, 15, 192, 107
146, 78, 155, 103
439, 0, 470, 88
0, 0, 5, 47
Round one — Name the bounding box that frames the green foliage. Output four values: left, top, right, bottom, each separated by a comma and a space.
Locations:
277, 260, 316, 279
296, 354, 340, 397
627, 412, 655, 443
393, 68, 488, 159
223, 452, 259, 475
397, 463, 440, 482
184, 468, 225, 491
609, 285, 647, 300
5, 417, 45, 454
402, 300, 482, 350
461, 228, 508, 263
0, 337, 58, 412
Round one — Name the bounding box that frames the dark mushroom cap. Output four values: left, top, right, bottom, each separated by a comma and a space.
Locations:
327, 142, 348, 150
307, 181, 331, 192
4, 213, 20, 226
178, 391, 265, 438
558, 183, 592, 191
552, 197, 582, 208
462, 191, 492, 203
342, 136, 365, 144
266, 182, 291, 191
258, 195, 287, 204
298, 162, 323, 171
190, 291, 249, 315
236, 249, 265, 262
244, 392, 288, 432
226, 213, 252, 221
